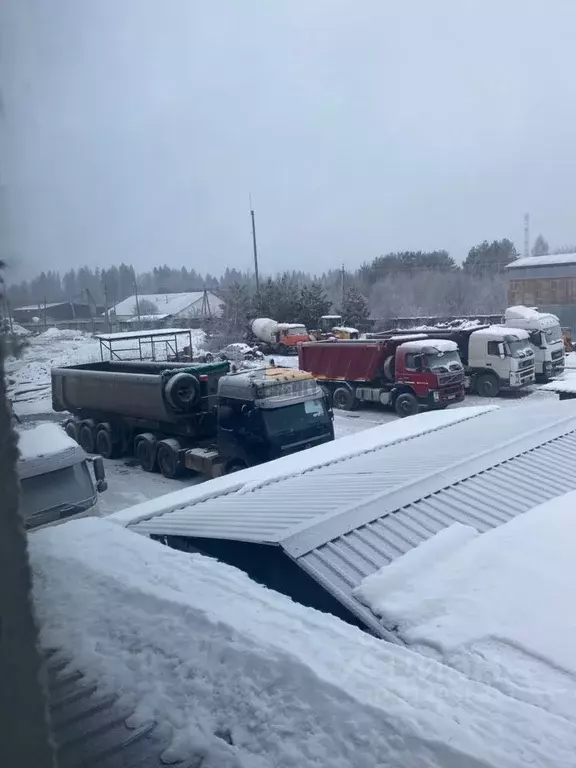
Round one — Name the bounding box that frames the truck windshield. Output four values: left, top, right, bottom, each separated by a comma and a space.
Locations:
285, 326, 307, 336
19, 462, 96, 530
424, 350, 462, 373
263, 398, 329, 436
506, 339, 531, 357
544, 325, 563, 343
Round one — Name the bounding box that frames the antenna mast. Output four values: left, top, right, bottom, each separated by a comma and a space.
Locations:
250, 195, 260, 292
524, 213, 530, 258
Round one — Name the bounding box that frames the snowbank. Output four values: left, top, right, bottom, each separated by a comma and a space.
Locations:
352, 493, 576, 724
29, 518, 576, 768
540, 372, 576, 394
111, 405, 497, 527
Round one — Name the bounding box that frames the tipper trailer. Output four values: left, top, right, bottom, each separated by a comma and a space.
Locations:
52, 360, 334, 479
298, 337, 465, 417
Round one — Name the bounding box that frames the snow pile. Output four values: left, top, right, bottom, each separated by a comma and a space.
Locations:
5, 330, 101, 416
504, 305, 540, 322
111, 405, 497, 526
7, 321, 30, 336
29, 518, 576, 768
540, 372, 576, 394
352, 494, 576, 724
17, 423, 76, 461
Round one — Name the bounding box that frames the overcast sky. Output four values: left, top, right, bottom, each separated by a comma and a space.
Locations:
2, 0, 576, 281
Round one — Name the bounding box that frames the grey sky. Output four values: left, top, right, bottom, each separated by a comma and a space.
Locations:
2, 0, 576, 282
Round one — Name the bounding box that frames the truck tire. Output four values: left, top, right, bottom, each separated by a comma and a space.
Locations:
64, 420, 78, 442
135, 433, 157, 472
476, 373, 500, 398
156, 438, 184, 479
78, 421, 96, 453
394, 392, 419, 418
383, 355, 396, 382
164, 372, 199, 411
333, 386, 357, 411
96, 426, 121, 459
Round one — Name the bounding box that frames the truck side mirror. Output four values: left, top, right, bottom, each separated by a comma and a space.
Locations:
92, 456, 107, 493
498, 343, 506, 359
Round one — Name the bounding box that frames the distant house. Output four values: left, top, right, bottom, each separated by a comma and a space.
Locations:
506, 252, 576, 333
13, 301, 104, 325
108, 291, 225, 325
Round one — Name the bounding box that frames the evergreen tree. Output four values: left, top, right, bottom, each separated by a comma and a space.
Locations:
341, 285, 370, 328
531, 234, 549, 257
463, 239, 517, 275
296, 282, 332, 329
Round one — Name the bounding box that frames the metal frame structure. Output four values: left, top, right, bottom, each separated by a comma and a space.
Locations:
97, 328, 194, 362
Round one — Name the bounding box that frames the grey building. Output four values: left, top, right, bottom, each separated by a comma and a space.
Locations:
506, 252, 576, 333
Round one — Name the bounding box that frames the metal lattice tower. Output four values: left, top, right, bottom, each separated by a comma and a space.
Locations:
524, 213, 530, 258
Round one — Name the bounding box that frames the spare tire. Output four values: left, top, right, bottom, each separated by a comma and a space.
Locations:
164, 372, 199, 411
383, 355, 395, 382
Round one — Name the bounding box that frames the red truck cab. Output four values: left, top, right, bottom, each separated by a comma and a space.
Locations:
298, 337, 465, 417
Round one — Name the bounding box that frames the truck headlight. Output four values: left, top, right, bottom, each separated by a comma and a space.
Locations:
544, 362, 552, 372
433, 391, 440, 402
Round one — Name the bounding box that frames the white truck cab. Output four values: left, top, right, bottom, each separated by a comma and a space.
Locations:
504, 306, 565, 380
17, 423, 107, 531
467, 325, 535, 394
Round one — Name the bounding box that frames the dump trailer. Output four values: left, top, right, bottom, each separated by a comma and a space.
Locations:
298, 337, 465, 417
250, 318, 310, 355
52, 360, 334, 478
380, 325, 535, 396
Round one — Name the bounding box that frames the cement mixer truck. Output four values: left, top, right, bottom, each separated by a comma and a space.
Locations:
250, 318, 310, 355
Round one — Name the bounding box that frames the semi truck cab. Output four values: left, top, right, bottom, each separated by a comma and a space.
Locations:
17, 424, 107, 531
504, 306, 565, 380
467, 326, 535, 392
392, 339, 466, 411
209, 367, 334, 471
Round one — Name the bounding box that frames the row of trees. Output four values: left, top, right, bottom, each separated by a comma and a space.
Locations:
5, 234, 573, 327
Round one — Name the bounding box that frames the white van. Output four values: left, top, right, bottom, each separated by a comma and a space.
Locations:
17, 423, 107, 531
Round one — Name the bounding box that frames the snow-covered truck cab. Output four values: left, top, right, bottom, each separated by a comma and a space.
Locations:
213, 367, 334, 470
17, 423, 107, 531
468, 326, 535, 394
504, 306, 565, 380
394, 339, 466, 410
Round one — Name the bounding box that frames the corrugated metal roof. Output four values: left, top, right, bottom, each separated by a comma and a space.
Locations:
507, 253, 576, 269
133, 401, 576, 545
131, 400, 576, 635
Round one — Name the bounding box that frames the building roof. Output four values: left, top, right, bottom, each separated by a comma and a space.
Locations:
96, 327, 194, 341
110, 292, 217, 317
14, 301, 82, 311
131, 400, 576, 635
506, 253, 576, 269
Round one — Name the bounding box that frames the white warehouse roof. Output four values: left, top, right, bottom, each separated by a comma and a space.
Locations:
507, 252, 576, 269
109, 291, 222, 317
131, 400, 576, 637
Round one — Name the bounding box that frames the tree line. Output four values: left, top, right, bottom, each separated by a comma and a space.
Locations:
5, 233, 570, 328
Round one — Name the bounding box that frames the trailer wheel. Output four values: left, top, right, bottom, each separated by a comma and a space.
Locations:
64, 420, 78, 442
164, 372, 199, 411
135, 433, 157, 472
96, 426, 121, 459
394, 392, 419, 418
333, 386, 357, 411
156, 439, 184, 479
476, 373, 500, 398
78, 422, 96, 453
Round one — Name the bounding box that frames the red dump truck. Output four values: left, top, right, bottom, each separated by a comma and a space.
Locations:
298, 337, 466, 417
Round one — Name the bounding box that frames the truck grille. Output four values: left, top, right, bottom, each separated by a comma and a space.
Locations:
438, 371, 464, 386
552, 349, 564, 360
519, 358, 534, 370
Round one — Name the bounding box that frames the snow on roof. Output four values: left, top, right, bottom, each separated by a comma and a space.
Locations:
506, 252, 576, 269
97, 327, 194, 341
126, 313, 169, 322
504, 305, 540, 322
352, 493, 576, 727
112, 405, 496, 528
17, 424, 85, 479
14, 301, 74, 310
400, 339, 458, 353
128, 399, 576, 636
471, 324, 530, 339
28, 517, 576, 768
388, 333, 429, 342
110, 292, 208, 317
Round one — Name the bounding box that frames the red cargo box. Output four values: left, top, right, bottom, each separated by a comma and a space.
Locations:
298, 341, 392, 383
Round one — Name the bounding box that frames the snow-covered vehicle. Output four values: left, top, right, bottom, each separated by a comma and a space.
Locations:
504, 306, 565, 380
218, 343, 264, 362
17, 423, 107, 531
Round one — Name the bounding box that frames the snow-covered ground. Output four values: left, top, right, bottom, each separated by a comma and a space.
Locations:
352, 493, 576, 726
29, 517, 576, 768
7, 329, 560, 513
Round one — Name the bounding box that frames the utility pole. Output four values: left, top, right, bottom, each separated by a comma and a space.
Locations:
341, 263, 346, 309
524, 213, 530, 258
103, 282, 110, 333
133, 273, 141, 331
250, 198, 260, 293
